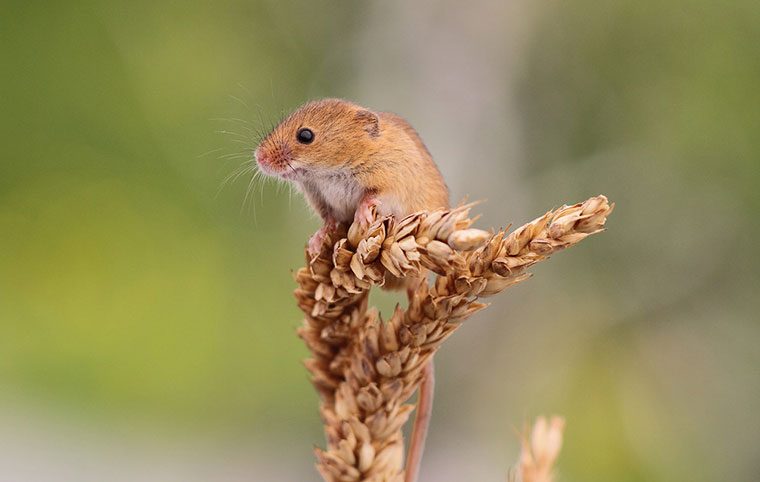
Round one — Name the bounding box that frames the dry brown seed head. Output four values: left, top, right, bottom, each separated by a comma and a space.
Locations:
357, 441, 375, 473
447, 228, 491, 251
296, 197, 611, 480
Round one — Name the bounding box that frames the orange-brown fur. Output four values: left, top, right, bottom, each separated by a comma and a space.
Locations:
254, 99, 449, 227
256, 99, 445, 474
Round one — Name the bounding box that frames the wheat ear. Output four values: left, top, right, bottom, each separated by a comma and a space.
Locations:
512, 416, 566, 482
294, 196, 613, 481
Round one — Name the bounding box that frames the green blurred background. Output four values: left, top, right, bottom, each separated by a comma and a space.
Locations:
1, 1, 758, 480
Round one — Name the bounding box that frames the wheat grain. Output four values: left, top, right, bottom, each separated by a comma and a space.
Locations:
295, 196, 613, 481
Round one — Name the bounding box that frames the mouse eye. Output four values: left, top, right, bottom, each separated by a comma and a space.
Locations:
296, 128, 314, 144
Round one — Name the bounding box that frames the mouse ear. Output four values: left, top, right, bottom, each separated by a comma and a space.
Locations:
355, 110, 380, 137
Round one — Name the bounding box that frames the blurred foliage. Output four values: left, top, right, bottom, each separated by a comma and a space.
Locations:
517, 1, 760, 481
520, 0, 760, 207
0, 0, 364, 434
0, 0, 758, 481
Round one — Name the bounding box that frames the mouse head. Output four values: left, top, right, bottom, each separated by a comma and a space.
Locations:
254, 98, 380, 180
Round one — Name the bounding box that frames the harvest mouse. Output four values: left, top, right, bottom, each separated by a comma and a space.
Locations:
254, 98, 447, 481
254, 98, 449, 254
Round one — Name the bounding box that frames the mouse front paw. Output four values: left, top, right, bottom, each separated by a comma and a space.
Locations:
307, 230, 325, 256
354, 196, 380, 228
308, 219, 337, 256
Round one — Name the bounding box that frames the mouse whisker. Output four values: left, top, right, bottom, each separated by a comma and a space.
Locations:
197, 147, 225, 158
219, 152, 254, 161
216, 162, 255, 198
241, 169, 260, 214
228, 94, 251, 111
215, 130, 253, 143
210, 118, 257, 136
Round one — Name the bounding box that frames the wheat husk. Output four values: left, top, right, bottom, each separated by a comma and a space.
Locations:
295, 196, 613, 481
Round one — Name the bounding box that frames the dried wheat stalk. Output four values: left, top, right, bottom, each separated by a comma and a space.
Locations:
294, 195, 613, 481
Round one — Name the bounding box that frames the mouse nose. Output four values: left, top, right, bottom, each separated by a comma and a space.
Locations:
254, 147, 268, 165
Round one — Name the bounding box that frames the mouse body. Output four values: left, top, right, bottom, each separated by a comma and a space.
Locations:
255, 99, 447, 473
254, 98, 449, 254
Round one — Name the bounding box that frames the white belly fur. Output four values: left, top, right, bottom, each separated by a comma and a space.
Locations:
310, 171, 365, 222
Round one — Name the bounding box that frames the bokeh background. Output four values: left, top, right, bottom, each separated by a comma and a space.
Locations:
2, 1, 758, 481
